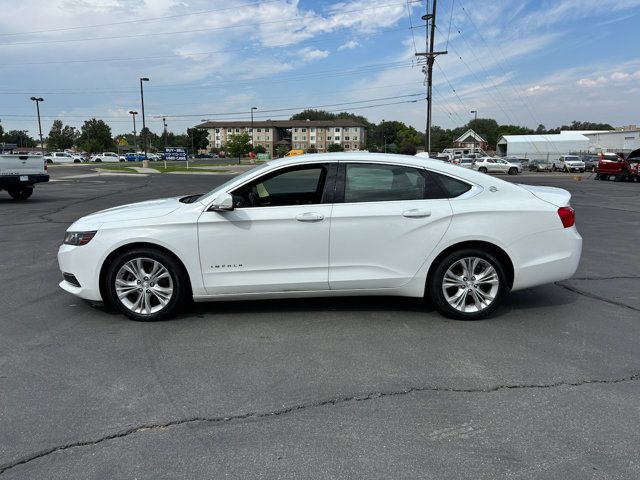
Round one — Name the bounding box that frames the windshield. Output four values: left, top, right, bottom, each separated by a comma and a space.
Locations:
199, 162, 272, 203
564, 156, 580, 162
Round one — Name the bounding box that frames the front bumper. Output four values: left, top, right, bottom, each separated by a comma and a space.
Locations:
57, 243, 103, 301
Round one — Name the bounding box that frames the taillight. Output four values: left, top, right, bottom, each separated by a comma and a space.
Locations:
557, 207, 575, 228
44, 159, 48, 171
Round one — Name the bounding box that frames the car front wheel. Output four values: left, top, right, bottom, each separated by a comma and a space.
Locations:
428, 249, 507, 320
105, 249, 187, 321
508, 167, 518, 175
478, 167, 488, 173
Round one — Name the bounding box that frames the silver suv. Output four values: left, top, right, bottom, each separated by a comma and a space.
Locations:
552, 155, 585, 173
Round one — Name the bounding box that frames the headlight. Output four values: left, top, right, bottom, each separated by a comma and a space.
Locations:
63, 231, 97, 246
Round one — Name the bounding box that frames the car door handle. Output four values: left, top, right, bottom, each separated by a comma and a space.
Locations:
402, 209, 431, 218
295, 212, 325, 222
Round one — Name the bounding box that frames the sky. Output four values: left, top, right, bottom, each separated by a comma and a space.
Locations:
0, 0, 639, 138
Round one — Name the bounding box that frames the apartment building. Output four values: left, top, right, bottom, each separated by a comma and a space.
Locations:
194, 119, 367, 157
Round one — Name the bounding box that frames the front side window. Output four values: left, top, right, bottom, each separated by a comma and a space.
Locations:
344, 163, 427, 203
231, 165, 329, 208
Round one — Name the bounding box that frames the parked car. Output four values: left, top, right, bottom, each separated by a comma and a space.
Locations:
58, 152, 582, 322
505, 156, 529, 169
125, 153, 145, 161
146, 153, 161, 161
0, 153, 49, 200
581, 155, 599, 172
44, 152, 78, 164
552, 155, 585, 173
473, 157, 522, 175
529, 159, 553, 172
596, 151, 640, 182
458, 158, 475, 169
90, 152, 123, 163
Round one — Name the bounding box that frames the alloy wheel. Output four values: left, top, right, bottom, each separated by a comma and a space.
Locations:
115, 257, 174, 315
441, 257, 499, 313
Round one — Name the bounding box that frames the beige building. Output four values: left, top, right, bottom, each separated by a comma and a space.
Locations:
194, 119, 367, 157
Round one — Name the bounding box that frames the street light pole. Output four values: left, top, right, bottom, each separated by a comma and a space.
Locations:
250, 107, 257, 148
139, 77, 149, 159
163, 117, 168, 148
30, 97, 45, 157
128, 110, 138, 150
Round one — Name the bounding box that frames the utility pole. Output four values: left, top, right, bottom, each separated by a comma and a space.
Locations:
415, 0, 446, 155
139, 77, 149, 159
470, 110, 478, 154
129, 111, 138, 150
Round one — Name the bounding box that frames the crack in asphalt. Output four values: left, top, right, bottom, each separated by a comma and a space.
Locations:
555, 282, 640, 312
1, 372, 639, 476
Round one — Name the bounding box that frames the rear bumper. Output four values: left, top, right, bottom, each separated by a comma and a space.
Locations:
0, 174, 49, 188
510, 227, 582, 291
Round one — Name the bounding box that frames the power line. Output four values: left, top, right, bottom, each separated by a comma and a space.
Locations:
0, 0, 285, 37
0, 59, 417, 95
0, 25, 417, 67
0, 1, 420, 47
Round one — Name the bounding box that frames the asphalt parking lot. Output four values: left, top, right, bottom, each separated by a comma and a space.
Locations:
1, 165, 639, 479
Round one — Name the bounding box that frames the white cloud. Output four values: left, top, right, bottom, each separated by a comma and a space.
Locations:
338, 40, 360, 51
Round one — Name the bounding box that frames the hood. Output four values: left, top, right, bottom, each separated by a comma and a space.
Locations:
74, 197, 184, 227
626, 148, 640, 161
517, 184, 571, 207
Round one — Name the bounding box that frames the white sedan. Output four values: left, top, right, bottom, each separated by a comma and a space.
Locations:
473, 157, 522, 175
58, 153, 582, 321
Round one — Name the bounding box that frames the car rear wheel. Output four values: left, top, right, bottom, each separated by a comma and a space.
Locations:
8, 186, 34, 200
105, 249, 187, 321
428, 249, 507, 320
508, 167, 518, 175
478, 167, 487, 173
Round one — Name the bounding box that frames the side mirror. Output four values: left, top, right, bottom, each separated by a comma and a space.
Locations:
210, 192, 234, 212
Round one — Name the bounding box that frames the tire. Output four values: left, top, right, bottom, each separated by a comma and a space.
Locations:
600, 174, 608, 181
620, 171, 630, 182
427, 248, 508, 320
74, 159, 81, 163
508, 167, 517, 175
552, 165, 556, 171
478, 167, 488, 174
104, 248, 188, 321
579, 169, 585, 173
8, 186, 34, 200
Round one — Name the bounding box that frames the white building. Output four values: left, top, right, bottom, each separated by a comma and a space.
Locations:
583, 129, 640, 155
496, 132, 590, 160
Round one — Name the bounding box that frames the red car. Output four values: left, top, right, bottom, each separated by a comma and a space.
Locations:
596, 150, 640, 182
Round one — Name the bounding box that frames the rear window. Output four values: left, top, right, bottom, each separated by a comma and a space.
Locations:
429, 171, 472, 198
602, 154, 620, 161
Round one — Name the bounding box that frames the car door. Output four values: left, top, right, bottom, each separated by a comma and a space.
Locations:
329, 162, 453, 290
198, 162, 336, 295
495, 159, 509, 173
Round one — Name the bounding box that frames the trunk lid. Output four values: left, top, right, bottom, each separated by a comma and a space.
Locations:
517, 184, 571, 207
0, 154, 46, 175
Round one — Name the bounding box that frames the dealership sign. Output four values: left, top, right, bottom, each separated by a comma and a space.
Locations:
164, 147, 187, 161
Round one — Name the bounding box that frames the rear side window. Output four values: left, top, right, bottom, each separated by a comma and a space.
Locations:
429, 171, 472, 198
344, 164, 426, 202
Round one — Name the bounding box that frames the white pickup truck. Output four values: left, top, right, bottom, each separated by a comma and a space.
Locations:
0, 154, 50, 200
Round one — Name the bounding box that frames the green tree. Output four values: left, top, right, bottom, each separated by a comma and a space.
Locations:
536, 124, 546, 134
327, 143, 344, 152
290, 109, 336, 121
276, 145, 290, 158
467, 118, 499, 147
138, 127, 159, 151
252, 144, 266, 154
3, 130, 36, 148
77, 119, 114, 153
47, 120, 76, 151
187, 128, 210, 150
0, 124, 4, 139
226, 132, 252, 158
